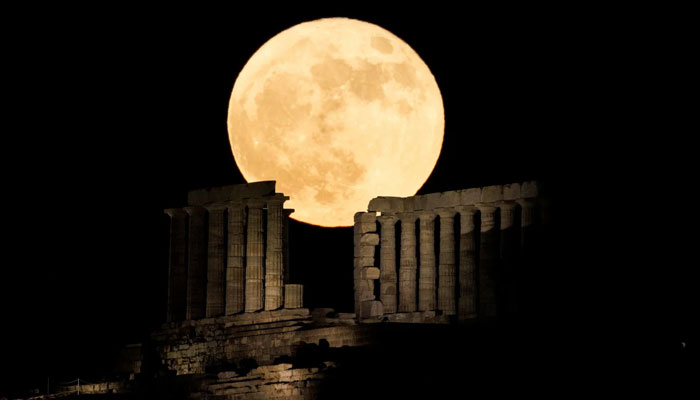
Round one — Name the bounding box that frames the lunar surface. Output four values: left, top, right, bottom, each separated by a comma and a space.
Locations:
227, 18, 444, 227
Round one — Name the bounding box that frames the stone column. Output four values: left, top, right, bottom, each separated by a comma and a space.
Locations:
265, 197, 287, 311
516, 199, 536, 252
456, 207, 477, 320
354, 212, 380, 318
418, 211, 436, 311
283, 209, 294, 283
245, 200, 265, 312
377, 214, 398, 314
398, 213, 418, 313
184, 206, 207, 320
499, 201, 518, 315
477, 205, 499, 318
205, 204, 226, 318
436, 209, 456, 315
164, 209, 187, 322
226, 202, 246, 315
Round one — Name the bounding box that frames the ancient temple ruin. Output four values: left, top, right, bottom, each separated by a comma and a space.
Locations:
162, 181, 303, 323
353, 181, 543, 322
57, 180, 549, 399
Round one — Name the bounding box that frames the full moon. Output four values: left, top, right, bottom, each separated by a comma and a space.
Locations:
228, 18, 444, 227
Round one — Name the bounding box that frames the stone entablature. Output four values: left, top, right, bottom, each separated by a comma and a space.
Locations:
354, 181, 547, 321
367, 181, 539, 213
164, 181, 301, 322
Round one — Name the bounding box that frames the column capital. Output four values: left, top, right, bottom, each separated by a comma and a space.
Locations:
245, 198, 266, 209
515, 198, 535, 209
435, 208, 456, 219
183, 206, 206, 216
475, 204, 497, 213
417, 210, 436, 221
496, 201, 517, 211
266, 195, 290, 206
377, 214, 398, 225
164, 208, 187, 218
204, 203, 228, 212
397, 212, 418, 223
455, 205, 477, 216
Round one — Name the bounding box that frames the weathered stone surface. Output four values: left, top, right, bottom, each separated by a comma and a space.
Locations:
436, 209, 456, 315
265, 198, 287, 311
503, 183, 521, 200
185, 206, 207, 320
418, 212, 436, 311
398, 213, 418, 313
164, 209, 187, 322
456, 206, 477, 321
359, 245, 376, 258
226, 203, 246, 315
498, 201, 517, 230
459, 188, 481, 205
358, 256, 375, 267
360, 300, 383, 318
354, 211, 377, 224
521, 180, 538, 198
477, 205, 499, 318
187, 181, 276, 206
480, 185, 503, 203
377, 215, 398, 314
360, 233, 380, 246
361, 267, 380, 280
206, 205, 226, 318
367, 196, 404, 212
284, 284, 303, 309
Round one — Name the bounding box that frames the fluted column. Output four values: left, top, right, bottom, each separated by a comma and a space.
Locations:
184, 206, 207, 320
499, 201, 518, 315
245, 200, 265, 312
377, 214, 398, 314
226, 202, 246, 314
418, 211, 436, 311
398, 213, 418, 313
283, 209, 294, 283
436, 209, 456, 315
164, 209, 187, 322
205, 205, 226, 318
456, 207, 477, 320
516, 198, 536, 259
265, 197, 287, 310
477, 205, 499, 318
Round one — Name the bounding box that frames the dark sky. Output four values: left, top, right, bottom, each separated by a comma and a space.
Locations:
3, 4, 692, 394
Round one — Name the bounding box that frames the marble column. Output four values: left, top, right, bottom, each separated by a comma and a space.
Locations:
456, 207, 477, 320
205, 205, 226, 318
436, 209, 456, 315
418, 211, 437, 311
245, 200, 265, 312
499, 201, 518, 315
354, 212, 378, 318
226, 202, 246, 315
265, 197, 287, 311
283, 209, 294, 283
377, 214, 398, 314
398, 213, 418, 313
477, 205, 499, 318
184, 206, 207, 320
164, 209, 187, 322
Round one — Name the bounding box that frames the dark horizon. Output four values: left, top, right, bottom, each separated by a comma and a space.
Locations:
3, 5, 691, 396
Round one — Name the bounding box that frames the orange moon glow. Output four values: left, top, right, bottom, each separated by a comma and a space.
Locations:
227, 18, 444, 227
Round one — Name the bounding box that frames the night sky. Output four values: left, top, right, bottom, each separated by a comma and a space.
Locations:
3, 4, 692, 394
